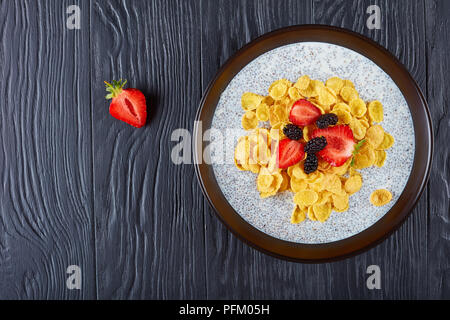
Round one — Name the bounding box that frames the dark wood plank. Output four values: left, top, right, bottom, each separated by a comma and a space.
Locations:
425, 0, 450, 299
200, 0, 324, 299
91, 0, 206, 299
0, 0, 95, 299
313, 0, 428, 299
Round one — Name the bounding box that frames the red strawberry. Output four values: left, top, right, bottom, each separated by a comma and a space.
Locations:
105, 79, 147, 128
311, 125, 355, 167
289, 99, 322, 126
277, 139, 305, 169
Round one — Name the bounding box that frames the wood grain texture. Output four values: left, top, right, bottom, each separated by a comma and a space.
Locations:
425, 0, 450, 299
91, 0, 206, 299
0, 0, 95, 299
201, 0, 320, 299
313, 0, 428, 299
0, 0, 447, 300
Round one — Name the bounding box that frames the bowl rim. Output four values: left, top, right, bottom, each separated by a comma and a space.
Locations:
193, 24, 433, 263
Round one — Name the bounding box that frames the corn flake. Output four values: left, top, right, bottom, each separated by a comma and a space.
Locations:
257, 167, 283, 198
250, 129, 271, 165
301, 80, 321, 98
256, 103, 270, 121
273, 103, 288, 123
332, 193, 349, 211
302, 125, 316, 142
359, 118, 370, 129
366, 125, 385, 148
325, 77, 344, 93
349, 118, 367, 140
343, 79, 355, 88
290, 177, 308, 193
262, 95, 275, 106
313, 202, 332, 222
332, 102, 351, 113
294, 75, 310, 90
242, 111, 258, 130
307, 206, 317, 221
374, 150, 387, 167
291, 205, 306, 224
257, 173, 274, 192
269, 79, 290, 100
332, 109, 352, 125
316, 191, 332, 205
324, 174, 342, 194
353, 144, 376, 169
292, 164, 308, 180
294, 190, 319, 206
317, 86, 337, 106
370, 189, 392, 206
340, 86, 359, 102
279, 171, 290, 192
329, 159, 350, 176
288, 86, 302, 101
241, 92, 264, 111
368, 100, 384, 123
269, 124, 284, 141
376, 132, 394, 150
344, 175, 363, 194
234, 137, 249, 170
349, 98, 367, 118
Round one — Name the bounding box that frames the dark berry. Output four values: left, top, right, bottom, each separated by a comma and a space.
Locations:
304, 136, 327, 154
304, 153, 318, 174
283, 124, 303, 141
316, 113, 338, 129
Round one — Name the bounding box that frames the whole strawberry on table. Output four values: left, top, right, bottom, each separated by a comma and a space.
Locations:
105, 79, 147, 128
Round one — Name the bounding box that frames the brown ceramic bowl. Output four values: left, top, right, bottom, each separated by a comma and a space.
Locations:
194, 25, 432, 262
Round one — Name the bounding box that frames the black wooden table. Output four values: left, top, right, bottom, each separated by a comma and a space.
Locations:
0, 0, 448, 300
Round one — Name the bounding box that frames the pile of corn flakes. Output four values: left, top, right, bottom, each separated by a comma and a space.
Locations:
234, 75, 395, 224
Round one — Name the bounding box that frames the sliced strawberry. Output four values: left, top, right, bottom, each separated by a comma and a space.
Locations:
311, 125, 355, 167
277, 139, 305, 169
289, 99, 322, 126
105, 79, 147, 128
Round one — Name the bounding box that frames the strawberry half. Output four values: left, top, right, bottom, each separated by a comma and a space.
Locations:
311, 125, 355, 167
289, 99, 322, 126
277, 139, 305, 169
105, 79, 147, 128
